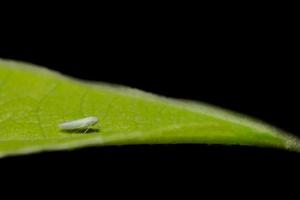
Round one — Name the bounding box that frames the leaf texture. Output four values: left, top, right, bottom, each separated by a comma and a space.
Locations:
0, 58, 299, 158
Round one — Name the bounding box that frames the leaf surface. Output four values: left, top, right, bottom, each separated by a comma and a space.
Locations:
0, 59, 299, 158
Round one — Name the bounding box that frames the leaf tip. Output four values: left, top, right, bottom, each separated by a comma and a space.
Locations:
283, 135, 300, 153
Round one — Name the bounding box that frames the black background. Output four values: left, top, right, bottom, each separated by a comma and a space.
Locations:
0, 4, 300, 181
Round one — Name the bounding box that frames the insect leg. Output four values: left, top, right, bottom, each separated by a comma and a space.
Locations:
82, 125, 91, 134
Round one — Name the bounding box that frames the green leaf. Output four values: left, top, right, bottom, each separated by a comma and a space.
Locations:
0, 58, 299, 158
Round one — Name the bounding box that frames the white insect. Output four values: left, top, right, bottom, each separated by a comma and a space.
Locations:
59, 116, 99, 133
